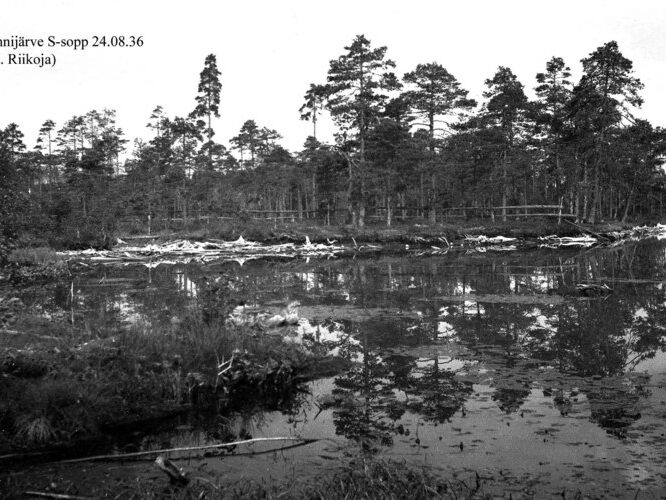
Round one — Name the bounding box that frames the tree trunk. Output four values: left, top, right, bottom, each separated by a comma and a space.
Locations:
622, 185, 635, 222
501, 151, 508, 222
311, 173, 316, 219
419, 170, 424, 218
297, 187, 303, 220
581, 166, 589, 222
428, 173, 436, 224
358, 161, 366, 227
501, 190, 507, 222
386, 193, 392, 227
523, 182, 528, 216
588, 163, 600, 223
347, 157, 354, 225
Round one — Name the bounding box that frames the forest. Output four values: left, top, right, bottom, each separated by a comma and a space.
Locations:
2, 33, 666, 498
1, 35, 665, 254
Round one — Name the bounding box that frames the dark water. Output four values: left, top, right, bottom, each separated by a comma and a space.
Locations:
11, 241, 666, 496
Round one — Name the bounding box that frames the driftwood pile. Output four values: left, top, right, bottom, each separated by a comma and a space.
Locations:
58, 236, 345, 266
607, 223, 666, 244
56, 224, 666, 265
537, 235, 598, 248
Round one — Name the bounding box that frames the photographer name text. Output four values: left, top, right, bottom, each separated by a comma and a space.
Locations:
0, 35, 145, 68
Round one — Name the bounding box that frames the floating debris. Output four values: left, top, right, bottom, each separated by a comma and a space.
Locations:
465, 244, 517, 254
464, 235, 518, 245
227, 301, 301, 329
608, 223, 666, 244
58, 237, 346, 265
538, 235, 597, 248
575, 283, 613, 297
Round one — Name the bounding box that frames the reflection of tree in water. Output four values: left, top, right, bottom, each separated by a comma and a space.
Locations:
585, 379, 648, 438
549, 388, 574, 416
433, 247, 666, 422
331, 324, 472, 452
405, 357, 473, 422
492, 385, 532, 414
445, 300, 537, 347
625, 295, 666, 369
490, 351, 533, 414
365, 317, 433, 349
48, 264, 202, 328
24, 242, 666, 443
332, 336, 399, 453
15, 281, 74, 319
383, 353, 416, 397
554, 299, 631, 377
440, 299, 541, 414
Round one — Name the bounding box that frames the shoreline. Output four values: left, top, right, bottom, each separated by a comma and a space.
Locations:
116, 219, 637, 246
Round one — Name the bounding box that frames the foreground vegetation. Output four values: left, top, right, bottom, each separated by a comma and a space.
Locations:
1, 458, 495, 499
0, 279, 331, 457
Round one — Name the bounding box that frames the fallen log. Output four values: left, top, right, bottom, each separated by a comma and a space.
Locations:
52, 436, 318, 464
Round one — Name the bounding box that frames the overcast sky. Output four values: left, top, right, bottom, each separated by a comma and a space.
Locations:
2, 0, 666, 155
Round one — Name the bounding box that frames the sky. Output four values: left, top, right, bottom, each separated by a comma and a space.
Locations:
1, 0, 666, 155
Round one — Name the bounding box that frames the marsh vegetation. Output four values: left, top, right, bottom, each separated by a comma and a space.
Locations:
1, 236, 666, 497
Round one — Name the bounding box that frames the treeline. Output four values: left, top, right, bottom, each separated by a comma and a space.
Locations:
1, 35, 666, 250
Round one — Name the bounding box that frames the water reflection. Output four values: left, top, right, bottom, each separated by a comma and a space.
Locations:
14, 241, 666, 448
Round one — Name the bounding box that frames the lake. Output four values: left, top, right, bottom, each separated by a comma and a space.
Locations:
7, 240, 666, 497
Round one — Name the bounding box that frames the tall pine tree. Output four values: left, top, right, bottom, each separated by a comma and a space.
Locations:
403, 62, 476, 221
569, 41, 643, 222
324, 34, 400, 226
191, 54, 222, 167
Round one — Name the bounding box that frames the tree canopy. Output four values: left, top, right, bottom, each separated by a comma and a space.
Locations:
1, 37, 664, 252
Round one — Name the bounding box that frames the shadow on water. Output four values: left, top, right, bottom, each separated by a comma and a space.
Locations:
7, 240, 666, 495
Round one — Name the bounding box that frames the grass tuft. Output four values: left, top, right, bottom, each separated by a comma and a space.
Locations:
15, 415, 57, 444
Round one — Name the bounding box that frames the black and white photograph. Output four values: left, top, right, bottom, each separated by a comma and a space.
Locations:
2, 1, 666, 497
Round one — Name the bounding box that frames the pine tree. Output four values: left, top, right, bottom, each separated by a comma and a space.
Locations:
403, 62, 476, 221
36, 119, 57, 184
190, 54, 222, 164
299, 84, 328, 140
569, 41, 643, 222
534, 57, 573, 208
479, 67, 531, 220
325, 34, 400, 226
147, 105, 166, 138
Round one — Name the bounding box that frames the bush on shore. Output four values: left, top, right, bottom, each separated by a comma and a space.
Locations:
0, 285, 319, 454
